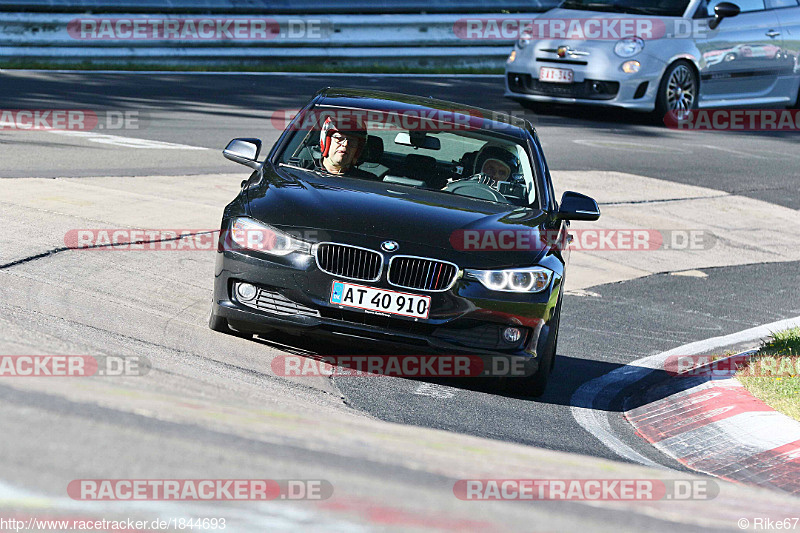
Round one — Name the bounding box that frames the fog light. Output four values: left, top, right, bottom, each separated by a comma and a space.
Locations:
236, 282, 258, 302
621, 60, 641, 74
507, 50, 517, 63
503, 327, 522, 343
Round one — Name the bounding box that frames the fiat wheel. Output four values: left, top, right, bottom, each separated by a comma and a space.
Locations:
656, 60, 698, 121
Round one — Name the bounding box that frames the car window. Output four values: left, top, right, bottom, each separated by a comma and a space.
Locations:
766, 0, 797, 8
560, 0, 691, 17
277, 107, 539, 208
706, 0, 765, 15
533, 132, 556, 210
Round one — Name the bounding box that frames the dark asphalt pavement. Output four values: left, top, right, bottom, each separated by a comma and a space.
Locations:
2, 70, 799, 469
2, 71, 798, 209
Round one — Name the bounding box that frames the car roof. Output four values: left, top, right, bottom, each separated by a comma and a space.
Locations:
314, 87, 532, 139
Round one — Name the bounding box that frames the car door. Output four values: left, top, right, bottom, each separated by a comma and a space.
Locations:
695, 0, 789, 103
768, 0, 800, 104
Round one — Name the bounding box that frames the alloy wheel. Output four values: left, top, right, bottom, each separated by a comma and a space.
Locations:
666, 64, 696, 117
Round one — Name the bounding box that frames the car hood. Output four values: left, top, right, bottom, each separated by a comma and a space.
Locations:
527, 8, 683, 50
543, 7, 680, 24
512, 11, 673, 73
245, 165, 553, 267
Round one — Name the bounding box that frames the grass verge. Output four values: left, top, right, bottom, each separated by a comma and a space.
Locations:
738, 327, 800, 421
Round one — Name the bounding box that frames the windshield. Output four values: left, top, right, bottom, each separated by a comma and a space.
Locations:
560, 0, 690, 16
276, 106, 539, 208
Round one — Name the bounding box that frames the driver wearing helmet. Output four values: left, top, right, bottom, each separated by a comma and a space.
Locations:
318, 117, 376, 179
471, 144, 522, 187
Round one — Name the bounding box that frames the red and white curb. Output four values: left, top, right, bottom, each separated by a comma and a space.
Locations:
571, 316, 800, 493
626, 366, 800, 494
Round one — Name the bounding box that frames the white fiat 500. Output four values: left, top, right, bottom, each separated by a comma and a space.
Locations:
505, 0, 800, 115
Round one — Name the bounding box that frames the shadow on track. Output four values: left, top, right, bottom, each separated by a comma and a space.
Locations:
241, 327, 694, 414
5, 72, 795, 141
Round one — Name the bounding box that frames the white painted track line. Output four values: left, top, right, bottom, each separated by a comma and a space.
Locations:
570, 315, 800, 467
48, 130, 209, 150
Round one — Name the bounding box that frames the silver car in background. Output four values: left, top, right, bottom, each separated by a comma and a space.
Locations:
505, 0, 800, 115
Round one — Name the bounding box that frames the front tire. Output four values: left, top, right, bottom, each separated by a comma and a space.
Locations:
655, 60, 698, 122
505, 295, 562, 397
209, 309, 233, 333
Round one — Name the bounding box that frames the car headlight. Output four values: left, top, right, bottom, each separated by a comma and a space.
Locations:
465, 266, 552, 293
614, 37, 644, 58
621, 60, 641, 73
228, 217, 310, 256
516, 27, 533, 49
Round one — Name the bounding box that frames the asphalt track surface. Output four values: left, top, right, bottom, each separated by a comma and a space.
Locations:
3, 71, 799, 209
2, 71, 800, 530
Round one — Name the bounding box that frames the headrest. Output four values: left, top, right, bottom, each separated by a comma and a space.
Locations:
405, 153, 436, 172
358, 135, 384, 165
405, 154, 446, 189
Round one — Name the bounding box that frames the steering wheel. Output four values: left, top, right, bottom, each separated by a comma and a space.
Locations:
444, 175, 510, 203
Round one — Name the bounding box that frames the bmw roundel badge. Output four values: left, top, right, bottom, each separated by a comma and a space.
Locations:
381, 241, 399, 252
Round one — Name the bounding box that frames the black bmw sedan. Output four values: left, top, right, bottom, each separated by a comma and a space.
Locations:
210, 88, 599, 396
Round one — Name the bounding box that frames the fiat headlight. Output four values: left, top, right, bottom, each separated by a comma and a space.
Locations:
517, 26, 533, 49
621, 60, 641, 73
614, 37, 644, 58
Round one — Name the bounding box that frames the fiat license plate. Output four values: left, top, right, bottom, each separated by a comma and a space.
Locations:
539, 67, 574, 83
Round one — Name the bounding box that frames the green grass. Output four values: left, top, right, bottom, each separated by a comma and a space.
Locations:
738, 327, 800, 421
0, 59, 504, 75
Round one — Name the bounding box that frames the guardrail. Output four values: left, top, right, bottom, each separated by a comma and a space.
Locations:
0, 0, 554, 14
0, 12, 539, 68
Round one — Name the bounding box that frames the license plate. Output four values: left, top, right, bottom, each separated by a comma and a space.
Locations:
330, 281, 431, 319
539, 67, 574, 83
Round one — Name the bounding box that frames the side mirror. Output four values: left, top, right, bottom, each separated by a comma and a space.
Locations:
709, 2, 740, 29
557, 191, 600, 221
223, 138, 262, 169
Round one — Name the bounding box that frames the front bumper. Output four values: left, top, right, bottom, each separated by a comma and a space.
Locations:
505, 45, 667, 111
212, 248, 563, 371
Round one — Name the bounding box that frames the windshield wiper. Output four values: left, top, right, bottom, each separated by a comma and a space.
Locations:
561, 1, 620, 12
561, 1, 661, 13
561, 1, 589, 9
614, 5, 664, 14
